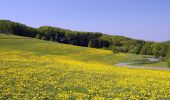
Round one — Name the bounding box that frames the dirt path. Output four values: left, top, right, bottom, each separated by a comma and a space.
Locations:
115, 63, 170, 71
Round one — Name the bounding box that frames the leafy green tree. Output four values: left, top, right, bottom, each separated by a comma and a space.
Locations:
152, 43, 161, 57
140, 42, 153, 55
109, 45, 118, 53
152, 43, 167, 57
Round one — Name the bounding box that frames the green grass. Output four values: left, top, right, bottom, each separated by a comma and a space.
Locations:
0, 34, 170, 99
0, 34, 168, 67
139, 61, 169, 68
0, 34, 145, 64
0, 34, 29, 39
129, 57, 169, 68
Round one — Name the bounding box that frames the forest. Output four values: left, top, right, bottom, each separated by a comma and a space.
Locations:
0, 20, 170, 66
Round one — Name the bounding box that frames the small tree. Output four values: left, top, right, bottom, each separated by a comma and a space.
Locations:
36, 34, 41, 39
152, 43, 161, 57
88, 40, 94, 48
109, 45, 117, 53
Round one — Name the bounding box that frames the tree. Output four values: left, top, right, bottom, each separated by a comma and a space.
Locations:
88, 39, 99, 48
152, 43, 161, 57
109, 45, 117, 53
36, 34, 42, 39
88, 40, 94, 47
140, 42, 153, 55
99, 40, 109, 48
152, 43, 167, 57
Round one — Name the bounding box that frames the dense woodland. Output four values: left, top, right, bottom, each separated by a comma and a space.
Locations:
0, 20, 170, 66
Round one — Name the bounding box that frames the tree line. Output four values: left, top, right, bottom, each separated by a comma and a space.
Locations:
0, 20, 170, 63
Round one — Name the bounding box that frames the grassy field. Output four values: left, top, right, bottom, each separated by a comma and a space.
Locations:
134, 61, 169, 68
0, 34, 170, 99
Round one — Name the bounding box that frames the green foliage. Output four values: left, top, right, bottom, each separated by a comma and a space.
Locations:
152, 43, 168, 57
0, 20, 38, 37
108, 45, 117, 53
88, 39, 109, 48
0, 34, 158, 65
140, 42, 153, 55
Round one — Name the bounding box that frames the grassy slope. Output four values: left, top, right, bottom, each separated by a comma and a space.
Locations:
0, 34, 170, 99
142, 62, 169, 68
0, 34, 168, 67
0, 34, 150, 65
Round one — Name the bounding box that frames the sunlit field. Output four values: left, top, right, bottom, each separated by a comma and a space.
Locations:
0, 34, 170, 99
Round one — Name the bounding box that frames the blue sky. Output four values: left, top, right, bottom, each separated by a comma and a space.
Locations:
0, 0, 170, 42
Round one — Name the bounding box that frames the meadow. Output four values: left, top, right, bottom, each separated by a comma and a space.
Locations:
0, 34, 170, 99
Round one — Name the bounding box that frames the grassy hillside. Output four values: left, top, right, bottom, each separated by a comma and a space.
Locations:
1, 20, 169, 58
0, 34, 170, 99
0, 34, 151, 65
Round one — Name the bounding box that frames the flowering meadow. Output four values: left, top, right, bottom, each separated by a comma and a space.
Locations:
0, 35, 170, 99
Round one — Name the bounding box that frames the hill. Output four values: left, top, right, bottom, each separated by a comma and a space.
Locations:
0, 20, 169, 58
0, 34, 151, 65
0, 34, 167, 67
0, 34, 170, 99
